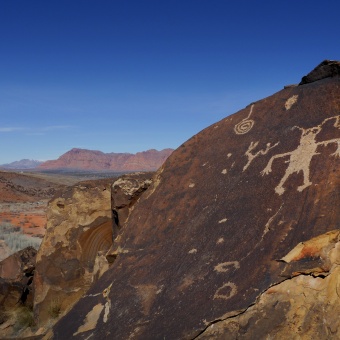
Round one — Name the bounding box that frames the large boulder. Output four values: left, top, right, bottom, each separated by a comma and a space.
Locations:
33, 179, 113, 326
33, 173, 153, 328
52, 61, 340, 339
0, 246, 36, 310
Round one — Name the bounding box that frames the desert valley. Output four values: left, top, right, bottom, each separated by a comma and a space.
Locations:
0, 61, 339, 339
0, 148, 172, 261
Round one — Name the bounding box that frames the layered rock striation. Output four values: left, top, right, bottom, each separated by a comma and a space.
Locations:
50, 61, 340, 339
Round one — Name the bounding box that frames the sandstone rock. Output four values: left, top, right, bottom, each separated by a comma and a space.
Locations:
0, 246, 36, 311
33, 179, 113, 326
52, 62, 340, 339
33, 173, 154, 328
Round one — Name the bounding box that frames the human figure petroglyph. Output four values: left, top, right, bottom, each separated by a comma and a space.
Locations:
243, 141, 279, 171
234, 105, 255, 134
261, 115, 340, 195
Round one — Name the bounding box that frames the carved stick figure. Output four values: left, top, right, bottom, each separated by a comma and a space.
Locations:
261, 116, 340, 195
243, 141, 279, 171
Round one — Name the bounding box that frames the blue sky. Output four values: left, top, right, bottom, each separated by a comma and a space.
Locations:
1, 0, 339, 163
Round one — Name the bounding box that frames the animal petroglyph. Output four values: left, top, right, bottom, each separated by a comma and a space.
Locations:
285, 95, 299, 110
234, 105, 255, 134
213, 282, 237, 300
243, 141, 279, 171
261, 115, 340, 195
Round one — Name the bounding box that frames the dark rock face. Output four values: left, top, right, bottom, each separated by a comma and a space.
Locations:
0, 247, 37, 310
107, 173, 153, 262
299, 59, 340, 85
52, 64, 340, 339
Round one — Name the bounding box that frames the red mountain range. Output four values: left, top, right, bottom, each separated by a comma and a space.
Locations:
37, 148, 173, 171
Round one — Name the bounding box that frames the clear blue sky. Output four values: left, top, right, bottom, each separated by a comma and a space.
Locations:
1, 0, 339, 163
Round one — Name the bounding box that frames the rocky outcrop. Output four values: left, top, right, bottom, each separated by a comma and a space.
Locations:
37, 148, 173, 172
0, 246, 37, 311
33, 179, 113, 326
51, 61, 340, 339
33, 173, 153, 328
300, 59, 340, 85
197, 230, 340, 339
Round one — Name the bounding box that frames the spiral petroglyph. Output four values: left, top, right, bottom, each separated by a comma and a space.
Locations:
234, 105, 255, 134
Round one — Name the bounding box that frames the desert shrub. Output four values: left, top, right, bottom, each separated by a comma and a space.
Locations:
0, 223, 42, 255
14, 306, 36, 331
2, 305, 36, 333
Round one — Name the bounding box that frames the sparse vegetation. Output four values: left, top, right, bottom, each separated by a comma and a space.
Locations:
14, 306, 36, 331
0, 223, 42, 255
1, 305, 36, 333
48, 299, 62, 318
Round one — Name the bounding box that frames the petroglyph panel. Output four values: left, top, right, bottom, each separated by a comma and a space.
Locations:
234, 105, 255, 134
261, 115, 340, 195
285, 95, 299, 110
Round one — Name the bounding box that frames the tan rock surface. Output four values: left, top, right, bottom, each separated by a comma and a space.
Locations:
33, 179, 113, 326
33, 173, 154, 329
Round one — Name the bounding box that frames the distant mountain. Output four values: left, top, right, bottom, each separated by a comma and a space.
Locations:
37, 148, 174, 171
0, 159, 42, 170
